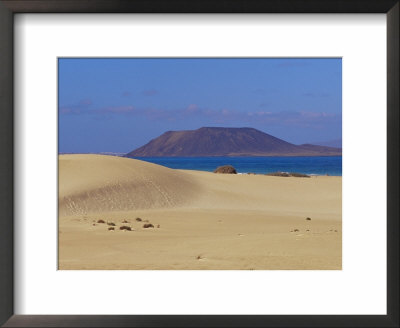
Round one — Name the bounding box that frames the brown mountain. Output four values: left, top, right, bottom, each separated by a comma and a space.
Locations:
126, 127, 342, 157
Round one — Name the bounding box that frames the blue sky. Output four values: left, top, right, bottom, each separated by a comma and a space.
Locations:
59, 58, 342, 153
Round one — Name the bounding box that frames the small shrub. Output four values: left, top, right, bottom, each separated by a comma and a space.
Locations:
306, 217, 311, 221
294, 229, 299, 232
143, 223, 154, 228
135, 218, 142, 222
108, 227, 115, 231
157, 224, 160, 228
122, 220, 129, 223
289, 172, 310, 178
266, 172, 290, 177
97, 219, 105, 224
120, 226, 132, 231
107, 222, 116, 226
214, 165, 237, 174
266, 172, 310, 178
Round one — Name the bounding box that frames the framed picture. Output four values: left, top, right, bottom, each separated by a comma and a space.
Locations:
0, 0, 398, 327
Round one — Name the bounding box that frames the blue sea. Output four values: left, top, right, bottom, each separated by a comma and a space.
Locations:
128, 156, 342, 176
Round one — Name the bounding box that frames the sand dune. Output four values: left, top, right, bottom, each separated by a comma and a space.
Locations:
59, 154, 203, 216
59, 154, 342, 270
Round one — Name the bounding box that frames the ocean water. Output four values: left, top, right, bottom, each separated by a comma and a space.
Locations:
128, 156, 342, 176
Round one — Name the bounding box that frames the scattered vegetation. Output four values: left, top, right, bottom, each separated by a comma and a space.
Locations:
120, 226, 132, 231
294, 229, 299, 232
108, 227, 115, 231
107, 222, 116, 226
306, 217, 311, 221
97, 219, 105, 224
122, 220, 129, 223
289, 172, 310, 178
135, 218, 142, 222
266, 171, 290, 177
265, 172, 310, 178
143, 223, 154, 228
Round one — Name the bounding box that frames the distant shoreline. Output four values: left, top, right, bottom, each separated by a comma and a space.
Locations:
59, 153, 342, 176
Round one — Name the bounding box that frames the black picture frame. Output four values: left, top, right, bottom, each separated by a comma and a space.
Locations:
0, 1, 398, 327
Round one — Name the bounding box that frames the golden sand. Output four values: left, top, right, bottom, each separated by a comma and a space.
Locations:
59, 154, 341, 270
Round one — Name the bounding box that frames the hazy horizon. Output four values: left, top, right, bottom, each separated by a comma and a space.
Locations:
59, 58, 342, 153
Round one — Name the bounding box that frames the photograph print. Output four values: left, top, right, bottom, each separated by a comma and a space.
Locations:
58, 58, 342, 270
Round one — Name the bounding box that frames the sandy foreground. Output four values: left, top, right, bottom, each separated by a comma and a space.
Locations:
59, 154, 342, 270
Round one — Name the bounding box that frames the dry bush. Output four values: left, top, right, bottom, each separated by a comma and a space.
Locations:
107, 222, 116, 226
108, 227, 115, 231
213, 165, 237, 174
97, 219, 105, 224
143, 223, 154, 228
289, 172, 310, 178
266, 172, 290, 177
120, 226, 132, 231
266, 172, 310, 178
135, 218, 142, 222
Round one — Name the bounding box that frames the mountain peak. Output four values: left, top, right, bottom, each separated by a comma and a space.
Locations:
126, 127, 342, 157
